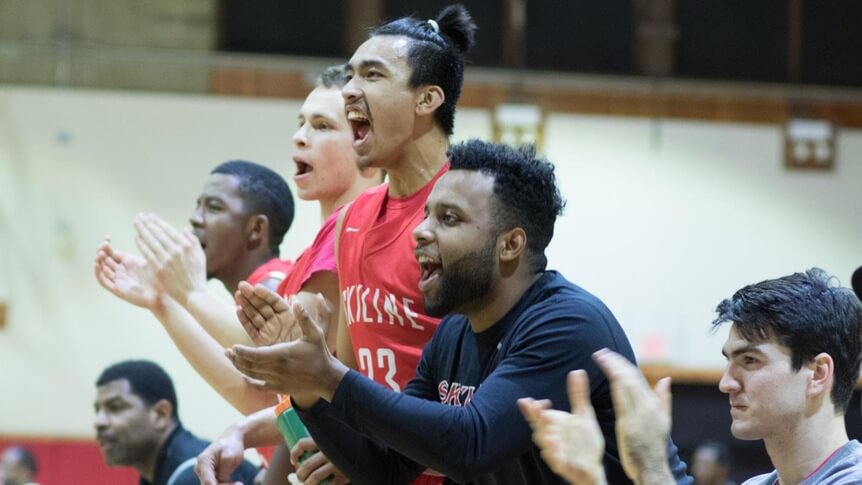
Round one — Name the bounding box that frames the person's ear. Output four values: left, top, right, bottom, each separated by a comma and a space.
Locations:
150, 399, 174, 431
416, 85, 445, 116
499, 228, 527, 263
807, 352, 835, 400
246, 214, 269, 249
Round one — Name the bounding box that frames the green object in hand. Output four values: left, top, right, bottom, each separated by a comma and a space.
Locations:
276, 402, 332, 485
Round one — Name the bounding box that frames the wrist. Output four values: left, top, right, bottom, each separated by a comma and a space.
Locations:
150, 294, 168, 317
184, 286, 212, 312
151, 295, 180, 321
319, 358, 350, 402
223, 420, 248, 449
582, 465, 607, 485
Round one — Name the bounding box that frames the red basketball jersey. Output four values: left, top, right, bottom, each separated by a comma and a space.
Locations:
337, 165, 449, 392
276, 210, 339, 297
246, 257, 293, 287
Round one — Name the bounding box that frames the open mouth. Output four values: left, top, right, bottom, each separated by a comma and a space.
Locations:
347, 110, 371, 145
295, 160, 313, 176
97, 435, 116, 449
417, 255, 442, 292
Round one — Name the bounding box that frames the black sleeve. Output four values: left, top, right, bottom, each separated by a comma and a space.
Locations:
301, 304, 693, 485
304, 309, 617, 484
297, 398, 427, 485
293, 334, 440, 484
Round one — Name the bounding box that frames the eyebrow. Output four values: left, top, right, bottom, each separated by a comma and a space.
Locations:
426, 201, 465, 212
198, 195, 225, 203
722, 344, 765, 359
347, 59, 388, 72
95, 396, 125, 409
307, 113, 333, 122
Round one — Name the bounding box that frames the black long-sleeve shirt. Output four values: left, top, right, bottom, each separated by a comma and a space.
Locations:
298, 271, 692, 484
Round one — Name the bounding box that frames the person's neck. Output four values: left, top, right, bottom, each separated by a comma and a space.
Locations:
318, 175, 381, 224
465, 271, 543, 334
766, 411, 848, 484
137, 422, 178, 483
220, 250, 276, 293
385, 129, 448, 198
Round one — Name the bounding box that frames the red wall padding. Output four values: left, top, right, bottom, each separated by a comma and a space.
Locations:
0, 437, 137, 485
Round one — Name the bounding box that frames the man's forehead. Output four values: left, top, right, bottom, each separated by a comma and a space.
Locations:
301, 88, 343, 119
428, 170, 495, 206
201, 173, 241, 198
96, 378, 134, 401
722, 325, 760, 350
722, 324, 789, 356
349, 36, 410, 68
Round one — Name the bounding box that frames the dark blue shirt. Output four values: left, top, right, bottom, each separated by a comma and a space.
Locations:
299, 271, 692, 484
140, 424, 258, 485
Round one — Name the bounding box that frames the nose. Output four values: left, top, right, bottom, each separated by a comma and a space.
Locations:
718, 365, 740, 394
342, 76, 360, 103
412, 216, 434, 246
93, 407, 109, 430
293, 123, 308, 148
189, 204, 204, 229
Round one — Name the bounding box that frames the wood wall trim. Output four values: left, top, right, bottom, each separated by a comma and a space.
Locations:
641, 363, 862, 389
209, 66, 862, 127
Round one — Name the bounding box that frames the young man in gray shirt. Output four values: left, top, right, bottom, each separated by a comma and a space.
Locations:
521, 267, 862, 485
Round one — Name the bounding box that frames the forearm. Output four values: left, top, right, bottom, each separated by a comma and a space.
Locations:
324, 371, 522, 483
184, 288, 254, 347
153, 298, 277, 415
233, 406, 283, 448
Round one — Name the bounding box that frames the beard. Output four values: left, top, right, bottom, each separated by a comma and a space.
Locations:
423, 238, 496, 318
100, 434, 158, 468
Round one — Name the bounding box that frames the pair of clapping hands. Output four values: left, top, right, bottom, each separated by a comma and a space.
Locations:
95, 213, 208, 313
95, 213, 336, 397
518, 349, 676, 485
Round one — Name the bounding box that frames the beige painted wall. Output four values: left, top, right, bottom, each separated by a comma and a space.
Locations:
0, 86, 859, 437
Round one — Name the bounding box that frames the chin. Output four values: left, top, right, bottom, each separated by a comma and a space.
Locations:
103, 453, 129, 467
355, 155, 378, 171
729, 422, 761, 441
423, 297, 453, 318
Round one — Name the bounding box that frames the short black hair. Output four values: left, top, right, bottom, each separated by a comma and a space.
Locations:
448, 139, 565, 272
712, 268, 862, 414
317, 64, 349, 89
371, 4, 476, 136
211, 160, 294, 255
96, 360, 179, 420
4, 446, 38, 475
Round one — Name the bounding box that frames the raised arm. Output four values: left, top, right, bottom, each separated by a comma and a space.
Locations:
95, 237, 276, 414
154, 298, 278, 414
134, 213, 253, 346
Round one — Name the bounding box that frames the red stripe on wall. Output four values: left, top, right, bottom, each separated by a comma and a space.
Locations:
1, 437, 137, 485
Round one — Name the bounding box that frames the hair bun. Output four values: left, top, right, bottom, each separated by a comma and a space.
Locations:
436, 4, 477, 53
